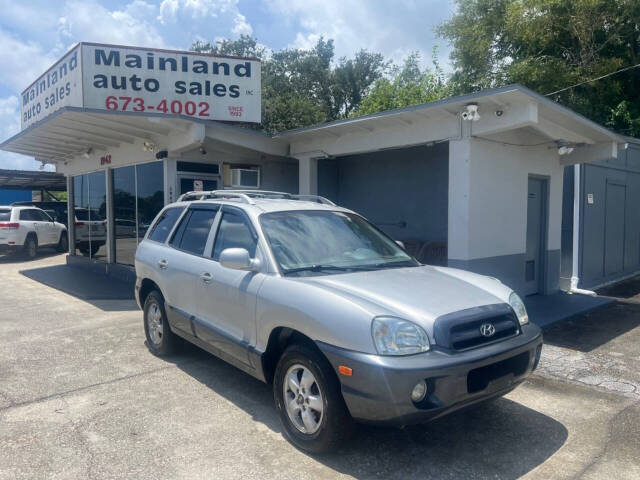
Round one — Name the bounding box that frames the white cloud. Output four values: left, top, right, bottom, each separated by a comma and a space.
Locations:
0, 30, 58, 91
58, 0, 166, 48
0, 95, 47, 171
267, 0, 453, 68
158, 0, 180, 24
232, 13, 253, 36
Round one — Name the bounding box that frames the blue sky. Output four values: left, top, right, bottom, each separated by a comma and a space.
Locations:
0, 0, 455, 170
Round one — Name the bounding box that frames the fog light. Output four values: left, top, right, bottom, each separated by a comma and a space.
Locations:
411, 380, 428, 402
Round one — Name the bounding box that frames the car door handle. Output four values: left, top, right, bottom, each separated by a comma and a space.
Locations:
200, 272, 212, 283
157, 259, 168, 269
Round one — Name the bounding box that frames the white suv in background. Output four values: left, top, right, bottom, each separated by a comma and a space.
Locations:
0, 206, 68, 259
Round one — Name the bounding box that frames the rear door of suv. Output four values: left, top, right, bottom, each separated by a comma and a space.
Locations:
160, 204, 220, 334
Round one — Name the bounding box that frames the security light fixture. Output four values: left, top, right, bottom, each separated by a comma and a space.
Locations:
461, 103, 481, 121
83, 147, 93, 159
556, 140, 575, 156
199, 146, 207, 155
143, 141, 156, 153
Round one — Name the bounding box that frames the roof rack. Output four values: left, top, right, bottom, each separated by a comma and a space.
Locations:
177, 190, 256, 204
177, 189, 336, 206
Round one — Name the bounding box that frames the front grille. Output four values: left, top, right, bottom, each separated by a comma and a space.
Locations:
467, 351, 530, 393
433, 304, 520, 351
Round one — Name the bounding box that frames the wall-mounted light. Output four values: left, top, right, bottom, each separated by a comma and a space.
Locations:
461, 103, 481, 121
83, 147, 93, 159
199, 146, 207, 155
143, 141, 156, 152
556, 140, 575, 156
558, 146, 574, 156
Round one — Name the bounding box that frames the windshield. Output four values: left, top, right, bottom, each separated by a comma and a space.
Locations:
260, 210, 418, 276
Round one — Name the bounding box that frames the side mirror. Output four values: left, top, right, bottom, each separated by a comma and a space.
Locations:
395, 240, 406, 249
219, 248, 261, 271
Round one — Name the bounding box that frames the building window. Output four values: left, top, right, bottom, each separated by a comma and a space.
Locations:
113, 162, 164, 266
72, 171, 107, 260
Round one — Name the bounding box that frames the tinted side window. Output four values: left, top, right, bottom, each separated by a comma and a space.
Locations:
0, 210, 11, 221
35, 210, 52, 221
149, 207, 184, 243
19, 210, 35, 221
172, 209, 217, 255
212, 211, 257, 260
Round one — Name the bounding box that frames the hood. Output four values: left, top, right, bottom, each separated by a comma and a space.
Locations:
297, 265, 512, 329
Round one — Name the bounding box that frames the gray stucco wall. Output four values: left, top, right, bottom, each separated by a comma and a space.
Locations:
318, 143, 449, 251
260, 158, 299, 193
577, 143, 640, 289
449, 249, 560, 296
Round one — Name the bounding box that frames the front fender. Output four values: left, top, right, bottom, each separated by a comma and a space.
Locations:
255, 275, 378, 355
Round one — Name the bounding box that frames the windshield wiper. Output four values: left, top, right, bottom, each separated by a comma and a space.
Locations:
372, 260, 418, 269
282, 264, 376, 275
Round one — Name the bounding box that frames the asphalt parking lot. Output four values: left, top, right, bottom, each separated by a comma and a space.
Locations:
1, 253, 639, 479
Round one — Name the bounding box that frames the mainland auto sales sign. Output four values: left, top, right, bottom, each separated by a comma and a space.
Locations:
20, 42, 261, 129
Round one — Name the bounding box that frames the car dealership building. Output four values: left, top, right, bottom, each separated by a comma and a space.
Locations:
2, 42, 638, 296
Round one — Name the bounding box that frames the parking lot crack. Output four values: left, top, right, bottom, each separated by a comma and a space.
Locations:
0, 363, 198, 413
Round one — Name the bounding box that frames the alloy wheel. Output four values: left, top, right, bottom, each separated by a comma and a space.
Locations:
147, 302, 163, 345
283, 364, 324, 434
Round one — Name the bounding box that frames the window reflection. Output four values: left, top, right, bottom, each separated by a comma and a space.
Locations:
113, 166, 137, 266
136, 162, 164, 245
73, 162, 164, 267
73, 172, 107, 260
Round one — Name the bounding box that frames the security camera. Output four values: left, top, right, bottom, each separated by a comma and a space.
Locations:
155, 150, 168, 159
495, 109, 504, 117
461, 103, 480, 121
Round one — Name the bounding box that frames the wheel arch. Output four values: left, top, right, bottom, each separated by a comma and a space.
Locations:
261, 327, 327, 385
138, 278, 163, 307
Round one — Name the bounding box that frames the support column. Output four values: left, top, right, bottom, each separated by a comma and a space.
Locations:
66, 176, 75, 256
570, 163, 581, 290
447, 138, 472, 264
105, 167, 115, 264
296, 155, 318, 195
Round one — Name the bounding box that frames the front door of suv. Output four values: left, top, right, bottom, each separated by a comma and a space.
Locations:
194, 206, 265, 367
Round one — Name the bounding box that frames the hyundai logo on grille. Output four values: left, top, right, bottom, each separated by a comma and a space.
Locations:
479, 323, 496, 337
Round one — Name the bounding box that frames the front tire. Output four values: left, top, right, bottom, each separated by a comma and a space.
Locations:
274, 343, 353, 453
143, 290, 177, 356
24, 236, 37, 259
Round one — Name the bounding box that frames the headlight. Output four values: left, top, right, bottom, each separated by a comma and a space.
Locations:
509, 292, 529, 325
371, 317, 430, 355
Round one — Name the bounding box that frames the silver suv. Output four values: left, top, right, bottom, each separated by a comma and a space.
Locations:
135, 190, 542, 452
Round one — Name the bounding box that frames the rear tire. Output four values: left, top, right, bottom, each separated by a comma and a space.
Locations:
23, 236, 37, 259
57, 232, 68, 252
273, 343, 354, 453
143, 290, 177, 356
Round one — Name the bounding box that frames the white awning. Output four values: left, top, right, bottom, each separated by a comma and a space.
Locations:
0, 107, 204, 165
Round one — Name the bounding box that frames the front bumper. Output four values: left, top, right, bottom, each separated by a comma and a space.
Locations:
317, 323, 542, 426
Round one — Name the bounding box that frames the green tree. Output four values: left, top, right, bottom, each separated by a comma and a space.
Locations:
353, 51, 450, 117
191, 36, 387, 133
439, 0, 640, 136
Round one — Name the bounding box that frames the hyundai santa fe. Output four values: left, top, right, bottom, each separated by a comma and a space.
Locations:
134, 190, 542, 452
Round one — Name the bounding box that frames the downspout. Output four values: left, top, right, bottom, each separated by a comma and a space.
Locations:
569, 163, 596, 295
